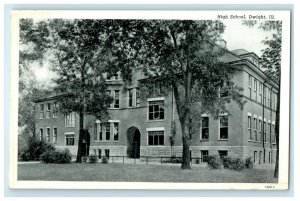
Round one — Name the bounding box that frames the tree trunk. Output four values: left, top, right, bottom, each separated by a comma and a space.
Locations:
274, 87, 280, 178
180, 121, 191, 169
76, 112, 84, 163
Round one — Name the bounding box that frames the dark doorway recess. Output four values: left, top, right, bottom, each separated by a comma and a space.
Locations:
127, 127, 141, 158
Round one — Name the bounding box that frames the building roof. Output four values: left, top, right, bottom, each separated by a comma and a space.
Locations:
231, 49, 249, 55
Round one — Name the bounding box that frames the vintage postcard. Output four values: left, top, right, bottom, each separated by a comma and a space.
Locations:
9, 10, 290, 190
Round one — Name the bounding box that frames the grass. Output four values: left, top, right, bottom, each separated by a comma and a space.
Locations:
18, 163, 278, 183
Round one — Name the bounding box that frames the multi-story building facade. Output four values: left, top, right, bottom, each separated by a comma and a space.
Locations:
33, 49, 278, 165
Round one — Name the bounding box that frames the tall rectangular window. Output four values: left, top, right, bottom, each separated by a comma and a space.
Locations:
46, 128, 50, 142
268, 123, 272, 143
263, 87, 266, 106
148, 131, 164, 145
267, 89, 271, 108
46, 103, 51, 118
248, 75, 252, 99
263, 122, 267, 142
254, 118, 257, 141
113, 122, 119, 141
254, 79, 257, 101
259, 119, 262, 142
94, 122, 103, 141
39, 104, 44, 119
105, 123, 110, 140
65, 113, 75, 127
66, 134, 75, 146
248, 116, 252, 140
259, 82, 262, 103
136, 88, 140, 107
272, 124, 276, 144
39, 128, 43, 141
274, 94, 277, 110
220, 115, 228, 139
52, 102, 58, 118
53, 128, 57, 143
148, 100, 164, 120
201, 117, 209, 140
201, 150, 209, 162
128, 89, 133, 107
114, 90, 120, 108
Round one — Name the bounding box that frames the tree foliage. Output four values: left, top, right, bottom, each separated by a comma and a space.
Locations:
109, 20, 244, 169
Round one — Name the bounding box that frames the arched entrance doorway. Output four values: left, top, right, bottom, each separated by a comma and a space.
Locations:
127, 127, 141, 158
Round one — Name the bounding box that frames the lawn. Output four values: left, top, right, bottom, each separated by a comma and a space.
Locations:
18, 163, 278, 183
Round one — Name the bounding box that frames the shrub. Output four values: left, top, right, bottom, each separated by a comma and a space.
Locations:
206, 155, 220, 169
229, 157, 245, 171
89, 155, 98, 163
27, 138, 55, 160
170, 156, 182, 163
245, 157, 254, 169
40, 148, 72, 164
222, 156, 231, 169
101, 156, 108, 164
19, 149, 32, 161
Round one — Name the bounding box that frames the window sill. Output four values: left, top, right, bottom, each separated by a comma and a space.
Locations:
218, 139, 228, 141
147, 119, 165, 123
200, 139, 209, 142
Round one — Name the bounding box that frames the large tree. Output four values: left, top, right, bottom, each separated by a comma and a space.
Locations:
19, 19, 51, 143
243, 20, 282, 178
109, 20, 244, 169
48, 19, 114, 162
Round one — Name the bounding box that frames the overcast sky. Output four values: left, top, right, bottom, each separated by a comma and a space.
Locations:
33, 20, 274, 83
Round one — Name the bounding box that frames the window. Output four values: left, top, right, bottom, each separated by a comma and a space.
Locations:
148, 131, 164, 145
268, 123, 272, 143
272, 124, 276, 144
201, 117, 209, 140
98, 149, 102, 159
248, 75, 252, 99
39, 128, 43, 141
66, 134, 75, 146
53, 128, 57, 143
105, 123, 110, 140
254, 151, 257, 163
136, 88, 140, 107
258, 82, 262, 103
46, 128, 50, 142
259, 119, 262, 142
254, 118, 257, 141
267, 88, 271, 108
52, 102, 58, 118
263, 87, 266, 106
269, 151, 272, 163
248, 116, 252, 140
106, 73, 118, 80
128, 89, 133, 107
46, 103, 51, 118
113, 122, 119, 141
94, 122, 103, 141
219, 115, 228, 139
148, 100, 164, 120
263, 121, 267, 142
105, 149, 110, 158
65, 113, 75, 127
201, 150, 209, 162
254, 79, 257, 101
39, 104, 44, 119
274, 94, 277, 110
113, 90, 120, 108
218, 150, 228, 161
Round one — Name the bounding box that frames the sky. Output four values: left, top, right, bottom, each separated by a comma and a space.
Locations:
222, 20, 274, 57
33, 20, 274, 83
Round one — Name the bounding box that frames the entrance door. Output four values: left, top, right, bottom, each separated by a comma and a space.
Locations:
127, 127, 141, 158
